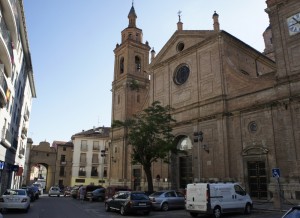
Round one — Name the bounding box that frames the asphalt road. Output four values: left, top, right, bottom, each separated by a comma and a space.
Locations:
1, 194, 285, 218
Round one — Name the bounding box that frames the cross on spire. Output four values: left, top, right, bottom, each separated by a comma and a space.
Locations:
178, 10, 182, 22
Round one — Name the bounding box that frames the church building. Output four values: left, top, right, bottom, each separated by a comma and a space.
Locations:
109, 0, 300, 204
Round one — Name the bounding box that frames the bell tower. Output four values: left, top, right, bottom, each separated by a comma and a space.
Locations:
110, 4, 150, 187
112, 4, 150, 122
265, 0, 300, 80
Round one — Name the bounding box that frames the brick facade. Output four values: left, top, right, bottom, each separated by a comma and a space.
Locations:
110, 1, 300, 204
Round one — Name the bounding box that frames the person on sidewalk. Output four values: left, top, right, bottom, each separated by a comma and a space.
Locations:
79, 186, 86, 203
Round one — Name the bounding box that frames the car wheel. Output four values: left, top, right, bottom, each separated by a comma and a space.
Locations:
144, 210, 150, 215
24, 205, 30, 213
244, 203, 251, 214
213, 206, 222, 218
105, 203, 110, 212
190, 212, 198, 217
161, 202, 169, 211
120, 206, 126, 216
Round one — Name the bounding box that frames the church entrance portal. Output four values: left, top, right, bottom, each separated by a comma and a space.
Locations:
247, 161, 267, 199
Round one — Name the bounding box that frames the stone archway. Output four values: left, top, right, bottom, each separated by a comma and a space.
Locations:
171, 135, 193, 190
26, 141, 57, 191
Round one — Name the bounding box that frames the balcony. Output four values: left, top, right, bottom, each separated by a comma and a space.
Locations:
24, 108, 30, 121
1, 128, 12, 148
78, 171, 86, 177
79, 160, 86, 166
18, 146, 25, 158
92, 159, 99, 165
0, 16, 13, 78
0, 65, 8, 108
21, 127, 27, 139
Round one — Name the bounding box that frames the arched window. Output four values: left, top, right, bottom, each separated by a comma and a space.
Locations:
120, 57, 124, 74
177, 136, 193, 150
135, 56, 141, 72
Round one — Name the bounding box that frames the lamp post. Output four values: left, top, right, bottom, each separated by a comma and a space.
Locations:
194, 131, 203, 181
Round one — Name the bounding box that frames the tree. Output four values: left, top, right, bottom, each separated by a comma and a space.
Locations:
112, 101, 176, 192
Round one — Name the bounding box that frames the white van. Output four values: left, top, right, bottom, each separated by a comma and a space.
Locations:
185, 182, 253, 218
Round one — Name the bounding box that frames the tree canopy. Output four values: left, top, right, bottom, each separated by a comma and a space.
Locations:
112, 101, 176, 191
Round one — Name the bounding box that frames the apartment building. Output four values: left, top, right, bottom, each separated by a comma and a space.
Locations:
52, 140, 73, 189
0, 0, 36, 193
71, 126, 110, 187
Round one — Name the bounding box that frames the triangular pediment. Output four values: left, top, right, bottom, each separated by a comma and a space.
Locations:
150, 30, 218, 66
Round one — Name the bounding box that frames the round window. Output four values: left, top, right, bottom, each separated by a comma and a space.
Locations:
174, 65, 190, 85
248, 121, 258, 133
177, 42, 185, 52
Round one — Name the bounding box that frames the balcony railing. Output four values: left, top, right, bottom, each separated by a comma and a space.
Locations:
24, 108, 30, 121
91, 172, 98, 177
18, 146, 25, 158
1, 128, 12, 148
0, 17, 13, 64
60, 161, 66, 165
59, 172, 66, 177
92, 159, 99, 164
0, 70, 8, 108
78, 171, 86, 177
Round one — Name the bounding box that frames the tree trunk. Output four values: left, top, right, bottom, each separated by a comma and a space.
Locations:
143, 166, 153, 192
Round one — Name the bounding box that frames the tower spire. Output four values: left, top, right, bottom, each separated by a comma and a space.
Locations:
128, 2, 137, 28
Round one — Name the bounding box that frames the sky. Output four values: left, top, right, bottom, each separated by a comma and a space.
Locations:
23, 0, 270, 145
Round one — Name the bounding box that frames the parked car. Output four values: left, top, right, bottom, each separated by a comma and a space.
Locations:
71, 186, 81, 199
30, 185, 40, 199
282, 205, 300, 218
105, 191, 152, 216
84, 185, 103, 200
105, 185, 131, 201
86, 188, 105, 201
20, 186, 36, 202
48, 186, 61, 197
0, 189, 30, 213
149, 190, 185, 211
63, 187, 71, 197
32, 183, 43, 195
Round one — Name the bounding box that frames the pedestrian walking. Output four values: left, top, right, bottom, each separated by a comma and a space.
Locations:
79, 186, 86, 203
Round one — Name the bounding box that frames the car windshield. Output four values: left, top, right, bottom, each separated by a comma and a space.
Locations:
131, 193, 149, 200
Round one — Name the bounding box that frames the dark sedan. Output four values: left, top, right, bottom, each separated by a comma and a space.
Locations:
105, 191, 152, 216
87, 188, 105, 202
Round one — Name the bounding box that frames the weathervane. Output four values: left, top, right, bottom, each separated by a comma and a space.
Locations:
178, 10, 182, 22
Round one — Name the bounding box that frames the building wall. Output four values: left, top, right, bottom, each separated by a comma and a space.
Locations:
109, 1, 300, 204
53, 141, 73, 189
71, 127, 110, 187
0, 0, 36, 194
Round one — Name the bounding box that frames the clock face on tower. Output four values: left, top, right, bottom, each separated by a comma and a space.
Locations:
287, 12, 300, 36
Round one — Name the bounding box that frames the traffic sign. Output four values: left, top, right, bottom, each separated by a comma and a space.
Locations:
272, 168, 280, 178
